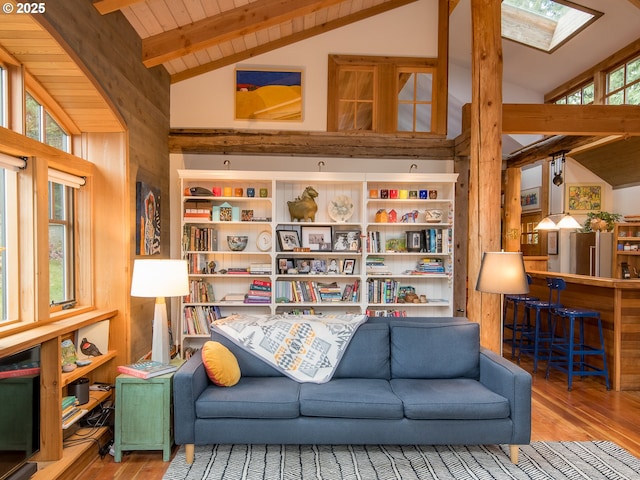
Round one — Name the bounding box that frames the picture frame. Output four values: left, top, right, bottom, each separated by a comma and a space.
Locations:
295, 258, 312, 273
566, 183, 603, 213
332, 229, 361, 252
277, 230, 300, 251
278, 257, 294, 274
235, 68, 303, 121
135, 181, 160, 256
326, 258, 340, 274
520, 187, 541, 212
547, 230, 559, 255
301, 226, 332, 251
311, 259, 326, 274
342, 259, 356, 275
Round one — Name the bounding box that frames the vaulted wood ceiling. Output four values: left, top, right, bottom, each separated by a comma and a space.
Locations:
94, 0, 418, 84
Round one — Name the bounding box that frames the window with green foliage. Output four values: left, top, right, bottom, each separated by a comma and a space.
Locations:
25, 92, 70, 152
554, 83, 594, 105
606, 54, 640, 105
49, 180, 75, 306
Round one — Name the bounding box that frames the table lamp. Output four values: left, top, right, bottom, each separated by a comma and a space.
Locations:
131, 259, 189, 364
475, 251, 529, 353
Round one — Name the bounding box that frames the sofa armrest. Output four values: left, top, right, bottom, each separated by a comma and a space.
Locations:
173, 353, 209, 445
479, 347, 532, 445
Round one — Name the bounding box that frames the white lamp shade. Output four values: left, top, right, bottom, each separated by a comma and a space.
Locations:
534, 217, 559, 230
476, 252, 529, 295
556, 213, 582, 229
131, 259, 189, 298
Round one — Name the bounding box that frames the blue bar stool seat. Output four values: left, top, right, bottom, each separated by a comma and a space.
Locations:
503, 274, 538, 358
518, 277, 565, 373
545, 306, 611, 391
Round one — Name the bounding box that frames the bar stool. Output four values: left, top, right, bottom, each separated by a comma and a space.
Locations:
545, 306, 611, 390
518, 277, 565, 373
503, 274, 538, 358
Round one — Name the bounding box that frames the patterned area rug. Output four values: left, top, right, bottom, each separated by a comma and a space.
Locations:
163, 442, 640, 480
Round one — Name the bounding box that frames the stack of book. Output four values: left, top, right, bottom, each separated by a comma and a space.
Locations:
117, 360, 179, 380
245, 279, 272, 303
249, 263, 272, 275
317, 282, 342, 302
414, 258, 445, 274
62, 395, 87, 429
226, 267, 249, 274
366, 257, 391, 275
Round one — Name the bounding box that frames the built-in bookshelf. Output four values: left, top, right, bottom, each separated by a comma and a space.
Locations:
178, 170, 458, 356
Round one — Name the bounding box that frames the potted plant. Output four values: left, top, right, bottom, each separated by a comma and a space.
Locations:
582, 211, 622, 232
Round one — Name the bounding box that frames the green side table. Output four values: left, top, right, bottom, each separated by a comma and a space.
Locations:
113, 365, 180, 462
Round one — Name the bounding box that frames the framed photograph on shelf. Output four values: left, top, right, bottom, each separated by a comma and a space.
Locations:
332, 229, 361, 252
342, 259, 356, 275
547, 230, 559, 255
311, 259, 327, 274
278, 257, 294, 274
277, 230, 300, 251
520, 187, 541, 212
295, 258, 312, 273
301, 226, 332, 251
566, 183, 603, 213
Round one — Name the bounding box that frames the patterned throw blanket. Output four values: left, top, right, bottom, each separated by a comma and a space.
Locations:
211, 314, 367, 383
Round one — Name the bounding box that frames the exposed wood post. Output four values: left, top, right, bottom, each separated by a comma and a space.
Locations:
503, 167, 522, 252
467, 0, 503, 352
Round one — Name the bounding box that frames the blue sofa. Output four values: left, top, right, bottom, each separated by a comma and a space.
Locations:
173, 317, 532, 464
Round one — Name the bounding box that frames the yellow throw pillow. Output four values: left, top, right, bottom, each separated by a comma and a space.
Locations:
201, 341, 241, 387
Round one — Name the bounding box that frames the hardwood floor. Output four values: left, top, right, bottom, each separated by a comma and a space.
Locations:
74, 351, 640, 479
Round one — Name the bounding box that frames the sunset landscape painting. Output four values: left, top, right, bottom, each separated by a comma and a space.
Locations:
235, 69, 303, 121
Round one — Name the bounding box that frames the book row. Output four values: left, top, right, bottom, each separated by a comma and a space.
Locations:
274, 279, 360, 303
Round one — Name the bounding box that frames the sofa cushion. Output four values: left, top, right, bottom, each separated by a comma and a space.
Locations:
333, 323, 390, 379
211, 330, 281, 377
201, 341, 241, 387
196, 377, 300, 419
390, 378, 510, 420
390, 322, 480, 379
300, 379, 403, 419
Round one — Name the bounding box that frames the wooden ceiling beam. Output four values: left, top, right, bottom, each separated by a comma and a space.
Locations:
170, 0, 419, 83
168, 129, 454, 159
142, 0, 347, 68
93, 0, 142, 15
503, 104, 640, 135
504, 135, 601, 169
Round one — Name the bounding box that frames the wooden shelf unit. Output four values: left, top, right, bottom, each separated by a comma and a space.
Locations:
0, 309, 118, 479
178, 170, 458, 356
613, 222, 640, 279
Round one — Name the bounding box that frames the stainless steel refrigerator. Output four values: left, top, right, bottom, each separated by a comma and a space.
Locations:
569, 231, 613, 277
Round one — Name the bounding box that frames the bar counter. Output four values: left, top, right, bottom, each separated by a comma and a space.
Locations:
526, 271, 640, 391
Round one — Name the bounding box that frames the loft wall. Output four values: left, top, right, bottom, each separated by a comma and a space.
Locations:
38, 0, 171, 363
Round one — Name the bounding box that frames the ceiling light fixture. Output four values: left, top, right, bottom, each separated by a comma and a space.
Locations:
551, 151, 566, 187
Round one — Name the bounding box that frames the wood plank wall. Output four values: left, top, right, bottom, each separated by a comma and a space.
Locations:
37, 1, 171, 365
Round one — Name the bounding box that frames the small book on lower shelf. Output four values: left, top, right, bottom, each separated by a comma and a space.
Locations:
117, 360, 178, 379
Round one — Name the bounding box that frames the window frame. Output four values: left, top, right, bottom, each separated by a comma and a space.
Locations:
605, 53, 640, 106
327, 55, 445, 136
0, 166, 19, 324
48, 179, 77, 308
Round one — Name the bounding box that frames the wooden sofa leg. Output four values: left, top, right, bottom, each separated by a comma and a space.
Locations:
509, 445, 519, 464
186, 444, 195, 464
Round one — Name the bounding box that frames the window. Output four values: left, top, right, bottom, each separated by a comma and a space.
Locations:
606, 54, 640, 105
336, 67, 375, 131
501, 0, 602, 54
25, 92, 70, 152
328, 55, 443, 135
553, 83, 594, 105
48, 178, 76, 307
397, 69, 434, 133
0, 165, 19, 323
0, 66, 6, 128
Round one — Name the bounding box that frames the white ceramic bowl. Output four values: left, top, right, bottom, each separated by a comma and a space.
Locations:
227, 235, 248, 251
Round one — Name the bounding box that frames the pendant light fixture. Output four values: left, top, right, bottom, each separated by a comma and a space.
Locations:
534, 150, 580, 231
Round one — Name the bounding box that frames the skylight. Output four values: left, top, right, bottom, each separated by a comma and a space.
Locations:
501, 0, 602, 53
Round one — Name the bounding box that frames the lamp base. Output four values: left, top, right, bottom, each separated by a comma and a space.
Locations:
152, 297, 170, 365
